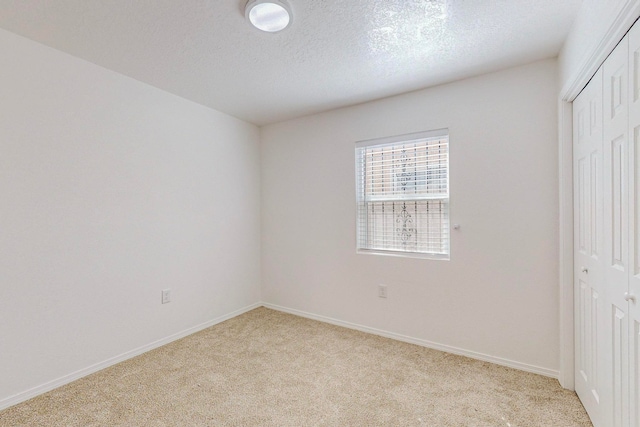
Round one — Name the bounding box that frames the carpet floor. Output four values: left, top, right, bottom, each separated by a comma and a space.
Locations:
0, 307, 592, 426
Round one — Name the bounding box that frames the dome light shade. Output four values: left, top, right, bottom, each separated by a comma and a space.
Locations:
245, 0, 292, 33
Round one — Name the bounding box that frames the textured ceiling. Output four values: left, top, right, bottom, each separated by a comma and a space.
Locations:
0, 0, 582, 125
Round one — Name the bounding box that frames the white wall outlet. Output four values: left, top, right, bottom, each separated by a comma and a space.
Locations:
378, 284, 387, 298
161, 289, 171, 304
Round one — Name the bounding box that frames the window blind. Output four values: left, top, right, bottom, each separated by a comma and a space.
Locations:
356, 130, 449, 257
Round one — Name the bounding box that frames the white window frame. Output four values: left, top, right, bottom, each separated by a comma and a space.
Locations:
355, 129, 450, 260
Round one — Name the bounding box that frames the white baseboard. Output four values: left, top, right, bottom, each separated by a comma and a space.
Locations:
263, 303, 560, 379
1, 301, 559, 412
0, 302, 261, 411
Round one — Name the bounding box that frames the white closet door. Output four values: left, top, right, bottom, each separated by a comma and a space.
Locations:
604, 36, 631, 427
574, 67, 606, 426
627, 22, 640, 427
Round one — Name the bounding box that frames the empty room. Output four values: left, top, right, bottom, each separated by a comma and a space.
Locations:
1, 0, 639, 426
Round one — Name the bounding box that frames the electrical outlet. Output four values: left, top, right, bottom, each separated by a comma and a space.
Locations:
162, 289, 171, 304
378, 284, 388, 298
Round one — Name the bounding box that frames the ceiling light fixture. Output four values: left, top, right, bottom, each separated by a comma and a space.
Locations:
245, 0, 292, 33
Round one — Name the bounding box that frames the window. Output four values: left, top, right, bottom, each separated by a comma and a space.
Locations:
355, 129, 449, 259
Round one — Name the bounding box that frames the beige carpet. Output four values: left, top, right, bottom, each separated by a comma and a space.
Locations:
0, 307, 592, 426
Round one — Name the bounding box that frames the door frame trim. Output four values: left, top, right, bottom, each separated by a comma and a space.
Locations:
558, 1, 640, 389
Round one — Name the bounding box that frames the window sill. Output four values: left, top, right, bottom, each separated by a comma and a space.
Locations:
356, 249, 450, 261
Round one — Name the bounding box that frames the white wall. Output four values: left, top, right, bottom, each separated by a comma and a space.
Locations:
0, 28, 261, 405
261, 59, 560, 375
